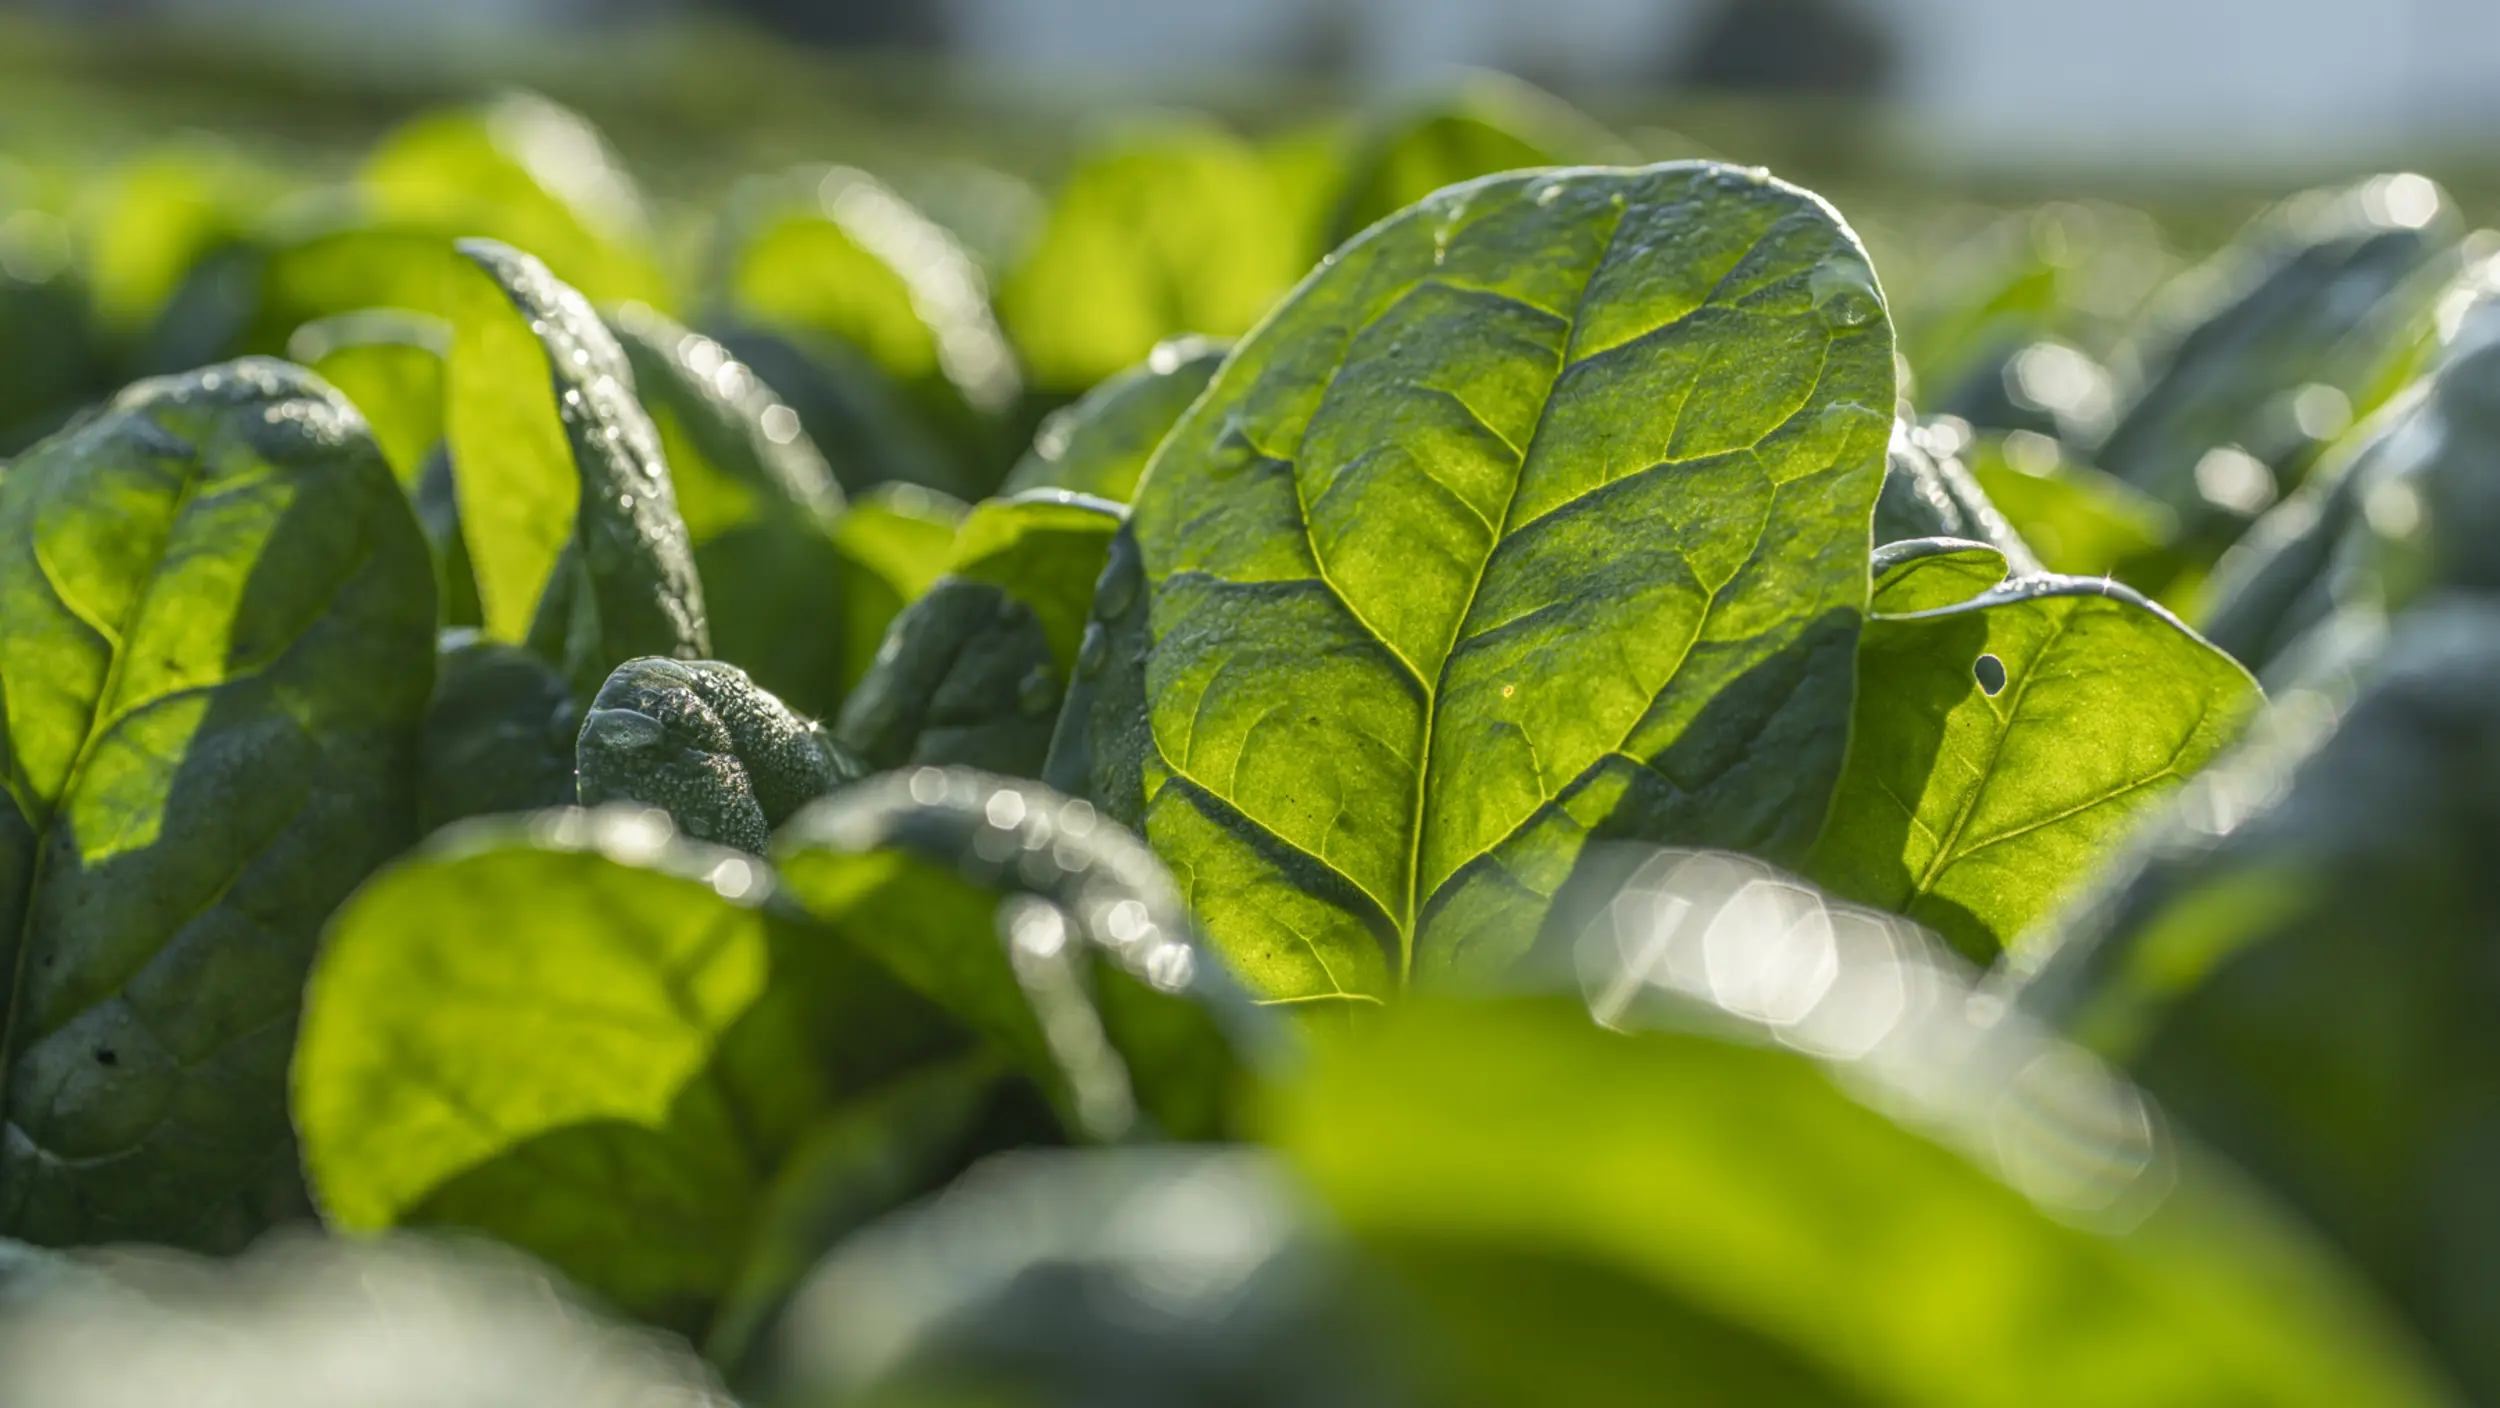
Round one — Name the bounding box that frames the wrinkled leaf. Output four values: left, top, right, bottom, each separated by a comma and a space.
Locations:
1125, 162, 1894, 1005
2017, 601, 2500, 1398
0, 359, 435, 1248
835, 491, 1122, 778
999, 120, 1311, 393
1000, 334, 1227, 502
774, 768, 1270, 1145
1808, 563, 2256, 963
294, 808, 976, 1334
417, 633, 577, 835
577, 657, 859, 854
447, 238, 706, 688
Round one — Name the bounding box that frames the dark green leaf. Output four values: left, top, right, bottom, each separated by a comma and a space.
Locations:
293, 807, 977, 1333
713, 325, 979, 499
763, 1148, 1418, 1408
0, 358, 436, 1249
2016, 601, 2500, 1398
1807, 569, 2256, 963
2092, 176, 2459, 542
999, 120, 1312, 393
610, 304, 854, 718
1125, 162, 1894, 1005
829, 482, 967, 695
418, 632, 577, 835
448, 238, 707, 692
834, 491, 1123, 778
1263, 854, 2452, 1407
577, 658, 860, 855
1000, 334, 1228, 502
773, 768, 1271, 1144
1041, 522, 1152, 829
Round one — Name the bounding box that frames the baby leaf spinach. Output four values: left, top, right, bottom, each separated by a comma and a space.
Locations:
447, 238, 707, 690
1125, 162, 1895, 1005
293, 807, 982, 1335
577, 658, 859, 854
418, 633, 577, 835
773, 768, 1268, 1144
610, 304, 853, 718
2017, 602, 2500, 1398
0, 358, 436, 1249
1001, 335, 1228, 503
1807, 567, 2257, 963
999, 120, 1312, 393
282, 308, 447, 484
835, 491, 1123, 779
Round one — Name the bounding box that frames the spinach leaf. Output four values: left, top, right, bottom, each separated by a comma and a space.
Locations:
830, 482, 967, 695
712, 165, 1018, 457
1264, 851, 2451, 1407
1873, 420, 2038, 569
361, 92, 671, 308
773, 768, 1269, 1144
2092, 176, 2458, 544
1807, 565, 2256, 963
998, 120, 1312, 393
285, 308, 448, 485
0, 1235, 734, 1406
1330, 74, 1624, 243
764, 1149, 1416, 1408
1125, 163, 1895, 1004
2015, 601, 2500, 1399
610, 304, 853, 718
835, 491, 1123, 778
293, 807, 988, 1335
1040, 522, 1152, 829
0, 358, 435, 1249
447, 238, 707, 690
1000, 335, 1227, 502
418, 633, 577, 835
577, 658, 860, 854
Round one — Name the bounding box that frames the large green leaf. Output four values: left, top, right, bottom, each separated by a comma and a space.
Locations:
772, 768, 1269, 1145
293, 807, 990, 1335
1125, 162, 1895, 1005
1000, 335, 1228, 503
576, 657, 860, 854
2016, 601, 2500, 1398
835, 491, 1123, 778
1264, 852, 2451, 1407
1806, 557, 2258, 963
362, 92, 671, 309
446, 238, 707, 687
999, 119, 1312, 393
610, 304, 853, 718
0, 359, 436, 1249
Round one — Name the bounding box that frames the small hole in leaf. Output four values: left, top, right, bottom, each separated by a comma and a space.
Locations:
1975, 654, 2008, 695
93, 1048, 117, 1067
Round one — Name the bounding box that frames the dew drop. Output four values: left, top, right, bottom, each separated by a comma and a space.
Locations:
1093, 556, 1140, 619
1017, 663, 1060, 717
1810, 259, 1882, 330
